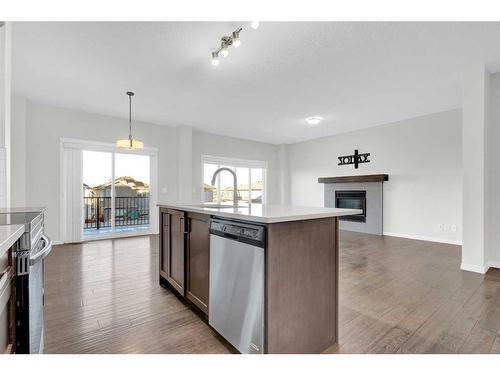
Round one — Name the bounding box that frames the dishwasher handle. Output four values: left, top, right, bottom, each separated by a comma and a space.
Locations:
221, 232, 239, 241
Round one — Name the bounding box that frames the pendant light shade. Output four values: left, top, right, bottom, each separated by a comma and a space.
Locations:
117, 91, 144, 150
116, 138, 144, 149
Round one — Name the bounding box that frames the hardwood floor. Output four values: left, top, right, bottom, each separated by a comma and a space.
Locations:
44, 236, 231, 354
44, 232, 500, 354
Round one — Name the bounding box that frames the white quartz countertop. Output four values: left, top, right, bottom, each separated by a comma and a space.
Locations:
0, 224, 24, 257
157, 203, 362, 224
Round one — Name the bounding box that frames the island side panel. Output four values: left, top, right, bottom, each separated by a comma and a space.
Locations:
266, 217, 338, 354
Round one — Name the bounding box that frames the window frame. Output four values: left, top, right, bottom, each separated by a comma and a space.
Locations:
200, 155, 268, 205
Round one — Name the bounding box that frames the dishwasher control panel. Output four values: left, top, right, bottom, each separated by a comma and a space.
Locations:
209, 218, 266, 248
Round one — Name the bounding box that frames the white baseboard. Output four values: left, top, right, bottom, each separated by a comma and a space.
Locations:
486, 260, 500, 271
383, 232, 462, 246
52, 230, 159, 246
460, 262, 488, 274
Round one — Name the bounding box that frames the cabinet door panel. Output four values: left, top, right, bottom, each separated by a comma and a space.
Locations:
169, 213, 185, 290
160, 209, 186, 295
186, 213, 210, 314
160, 212, 169, 277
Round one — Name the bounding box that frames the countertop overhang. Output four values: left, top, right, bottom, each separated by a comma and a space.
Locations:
157, 203, 362, 224
318, 174, 389, 184
0, 224, 25, 257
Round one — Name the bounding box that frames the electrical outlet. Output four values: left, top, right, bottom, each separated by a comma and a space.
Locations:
438, 224, 444, 230
451, 224, 457, 232
161, 187, 168, 193
444, 224, 450, 231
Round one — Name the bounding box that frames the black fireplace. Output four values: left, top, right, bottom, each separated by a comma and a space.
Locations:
335, 190, 366, 223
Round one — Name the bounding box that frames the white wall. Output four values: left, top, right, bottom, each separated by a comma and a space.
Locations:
12, 96, 283, 242
288, 109, 463, 244
488, 72, 500, 268
11, 94, 25, 206
13, 96, 463, 246
191, 130, 281, 205
13, 97, 178, 241
461, 65, 489, 272
0, 23, 12, 207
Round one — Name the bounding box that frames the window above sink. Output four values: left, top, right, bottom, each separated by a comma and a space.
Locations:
201, 155, 267, 208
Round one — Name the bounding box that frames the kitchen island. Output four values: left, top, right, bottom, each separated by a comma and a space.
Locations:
157, 203, 360, 354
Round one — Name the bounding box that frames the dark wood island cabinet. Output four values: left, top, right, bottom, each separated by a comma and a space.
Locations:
159, 208, 210, 314
158, 203, 359, 353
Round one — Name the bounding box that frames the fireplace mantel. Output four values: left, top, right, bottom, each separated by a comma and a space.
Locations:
318, 174, 389, 184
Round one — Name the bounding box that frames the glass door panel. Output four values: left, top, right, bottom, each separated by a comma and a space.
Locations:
114, 153, 151, 232
82, 151, 113, 234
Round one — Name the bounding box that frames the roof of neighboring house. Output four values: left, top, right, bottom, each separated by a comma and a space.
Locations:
203, 184, 217, 192
91, 176, 150, 191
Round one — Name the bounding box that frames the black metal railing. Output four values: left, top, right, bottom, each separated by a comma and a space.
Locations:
84, 196, 150, 230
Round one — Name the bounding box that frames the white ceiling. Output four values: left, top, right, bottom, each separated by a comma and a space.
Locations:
11, 22, 500, 144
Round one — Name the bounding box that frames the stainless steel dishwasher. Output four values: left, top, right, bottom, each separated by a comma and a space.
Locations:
208, 218, 265, 354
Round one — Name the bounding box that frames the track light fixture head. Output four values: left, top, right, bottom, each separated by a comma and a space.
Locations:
211, 51, 219, 66
232, 30, 241, 47
220, 37, 230, 57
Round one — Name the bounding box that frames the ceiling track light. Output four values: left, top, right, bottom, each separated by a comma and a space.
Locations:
210, 26, 245, 66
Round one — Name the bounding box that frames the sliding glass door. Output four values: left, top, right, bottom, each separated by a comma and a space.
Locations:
113, 153, 150, 232
83, 150, 151, 238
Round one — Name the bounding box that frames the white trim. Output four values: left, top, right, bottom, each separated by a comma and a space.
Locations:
82, 229, 157, 243
460, 262, 488, 274
53, 229, 158, 246
60, 137, 158, 155
61, 137, 158, 243
383, 231, 462, 245
111, 152, 116, 232
59, 141, 65, 243
201, 154, 267, 169
486, 260, 500, 270
3, 23, 11, 209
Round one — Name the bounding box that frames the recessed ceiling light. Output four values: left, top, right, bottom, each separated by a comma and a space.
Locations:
305, 116, 323, 126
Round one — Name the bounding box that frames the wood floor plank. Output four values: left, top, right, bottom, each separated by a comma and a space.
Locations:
43, 231, 500, 354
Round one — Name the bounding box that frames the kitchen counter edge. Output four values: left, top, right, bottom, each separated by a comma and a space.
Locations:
0, 224, 25, 257
157, 203, 362, 224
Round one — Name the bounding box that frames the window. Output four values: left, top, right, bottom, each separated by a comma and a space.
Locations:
202, 155, 267, 206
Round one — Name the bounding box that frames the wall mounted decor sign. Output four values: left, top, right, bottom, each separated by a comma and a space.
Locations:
338, 149, 370, 169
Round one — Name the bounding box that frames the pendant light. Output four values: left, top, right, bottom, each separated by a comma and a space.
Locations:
116, 91, 144, 150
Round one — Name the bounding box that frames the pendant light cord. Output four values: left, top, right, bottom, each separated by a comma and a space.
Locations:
129, 93, 132, 141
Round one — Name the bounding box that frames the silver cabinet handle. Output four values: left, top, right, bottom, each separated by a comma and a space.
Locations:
29, 235, 53, 266
180, 217, 188, 234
